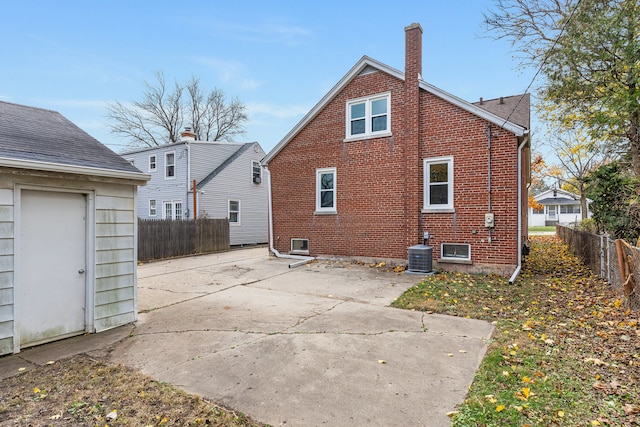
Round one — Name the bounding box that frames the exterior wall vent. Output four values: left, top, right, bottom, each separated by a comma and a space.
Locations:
408, 244, 433, 273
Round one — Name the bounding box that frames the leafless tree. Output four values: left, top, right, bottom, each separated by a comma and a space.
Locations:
107, 71, 247, 148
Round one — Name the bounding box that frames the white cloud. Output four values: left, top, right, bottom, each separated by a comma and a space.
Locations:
216, 22, 311, 46
246, 102, 310, 119
191, 57, 262, 91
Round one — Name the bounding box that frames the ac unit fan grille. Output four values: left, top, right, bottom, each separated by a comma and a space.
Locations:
408, 245, 433, 273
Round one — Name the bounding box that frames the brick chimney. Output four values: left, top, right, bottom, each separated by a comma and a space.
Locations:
405, 23, 423, 84
181, 126, 196, 141
404, 23, 423, 248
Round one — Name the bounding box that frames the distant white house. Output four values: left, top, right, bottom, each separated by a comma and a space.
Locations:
529, 188, 592, 227
122, 130, 268, 246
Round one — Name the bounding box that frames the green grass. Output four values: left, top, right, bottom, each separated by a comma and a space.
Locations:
528, 226, 556, 233
392, 236, 640, 426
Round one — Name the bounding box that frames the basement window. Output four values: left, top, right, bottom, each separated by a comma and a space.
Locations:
440, 243, 471, 263
291, 238, 309, 255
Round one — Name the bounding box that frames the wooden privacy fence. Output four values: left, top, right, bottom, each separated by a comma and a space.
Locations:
138, 218, 229, 262
557, 225, 640, 310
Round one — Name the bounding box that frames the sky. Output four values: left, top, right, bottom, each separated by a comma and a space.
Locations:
0, 1, 540, 156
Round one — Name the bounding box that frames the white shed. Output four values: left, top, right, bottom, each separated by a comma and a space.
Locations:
0, 101, 150, 355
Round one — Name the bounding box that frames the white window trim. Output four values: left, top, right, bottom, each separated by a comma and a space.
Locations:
228, 199, 241, 226
165, 151, 176, 180
423, 156, 454, 212
440, 243, 471, 263
344, 92, 392, 141
162, 200, 183, 220
149, 154, 157, 172
315, 167, 337, 214
149, 199, 157, 217
252, 160, 262, 184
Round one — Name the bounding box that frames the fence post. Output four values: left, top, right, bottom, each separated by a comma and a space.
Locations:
616, 239, 633, 297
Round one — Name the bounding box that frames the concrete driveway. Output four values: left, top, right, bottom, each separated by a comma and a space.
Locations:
110, 247, 493, 427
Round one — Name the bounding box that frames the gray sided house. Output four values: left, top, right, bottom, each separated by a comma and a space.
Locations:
0, 100, 149, 355
122, 133, 268, 246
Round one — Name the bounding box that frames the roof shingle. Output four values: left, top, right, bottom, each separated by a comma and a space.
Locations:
0, 100, 141, 173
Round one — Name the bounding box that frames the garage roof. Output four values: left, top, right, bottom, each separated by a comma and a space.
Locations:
0, 100, 148, 180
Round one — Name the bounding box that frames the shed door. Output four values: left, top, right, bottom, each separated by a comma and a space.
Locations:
19, 190, 87, 347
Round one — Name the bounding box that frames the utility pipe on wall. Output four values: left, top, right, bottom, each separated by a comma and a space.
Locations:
509, 132, 530, 284
264, 166, 315, 268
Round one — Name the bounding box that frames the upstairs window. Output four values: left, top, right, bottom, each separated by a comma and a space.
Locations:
316, 168, 336, 213
252, 161, 262, 184
424, 157, 454, 211
346, 93, 390, 139
165, 152, 175, 179
149, 155, 157, 172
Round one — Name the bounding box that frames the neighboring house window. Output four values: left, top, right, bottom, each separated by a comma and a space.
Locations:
252, 161, 262, 184
424, 157, 454, 211
149, 155, 157, 172
346, 93, 391, 139
165, 152, 175, 179
560, 205, 581, 214
229, 200, 240, 225
149, 199, 157, 217
533, 207, 544, 214
316, 168, 336, 213
441, 243, 471, 261
162, 200, 182, 220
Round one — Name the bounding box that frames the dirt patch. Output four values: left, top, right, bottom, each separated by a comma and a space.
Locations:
0, 354, 264, 426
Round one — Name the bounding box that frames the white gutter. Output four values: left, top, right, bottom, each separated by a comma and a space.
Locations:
264, 166, 315, 268
0, 157, 151, 182
509, 132, 530, 284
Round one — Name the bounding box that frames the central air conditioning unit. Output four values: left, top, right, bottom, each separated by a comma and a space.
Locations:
408, 244, 433, 273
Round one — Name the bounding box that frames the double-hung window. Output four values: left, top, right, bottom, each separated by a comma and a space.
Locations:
149, 199, 157, 217
346, 93, 391, 139
316, 168, 336, 213
165, 152, 175, 179
252, 161, 262, 184
149, 155, 157, 172
228, 200, 240, 225
424, 157, 454, 211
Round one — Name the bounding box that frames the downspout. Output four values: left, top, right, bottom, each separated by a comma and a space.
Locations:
509, 132, 530, 284
487, 125, 492, 244
264, 166, 315, 268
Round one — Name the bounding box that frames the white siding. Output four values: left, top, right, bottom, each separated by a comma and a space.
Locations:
94, 185, 137, 332
190, 142, 245, 182
199, 143, 268, 245
124, 143, 190, 219
0, 188, 13, 355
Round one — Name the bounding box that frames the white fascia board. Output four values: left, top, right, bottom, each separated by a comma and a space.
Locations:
0, 157, 152, 183
263, 56, 403, 165
419, 80, 526, 136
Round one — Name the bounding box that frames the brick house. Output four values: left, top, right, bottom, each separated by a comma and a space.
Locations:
262, 23, 531, 278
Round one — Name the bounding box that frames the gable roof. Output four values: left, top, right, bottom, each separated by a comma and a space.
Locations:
534, 188, 591, 205
196, 142, 253, 190
0, 100, 148, 181
473, 94, 530, 129
263, 56, 528, 164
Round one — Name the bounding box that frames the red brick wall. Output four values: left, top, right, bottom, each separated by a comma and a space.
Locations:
268, 70, 522, 273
